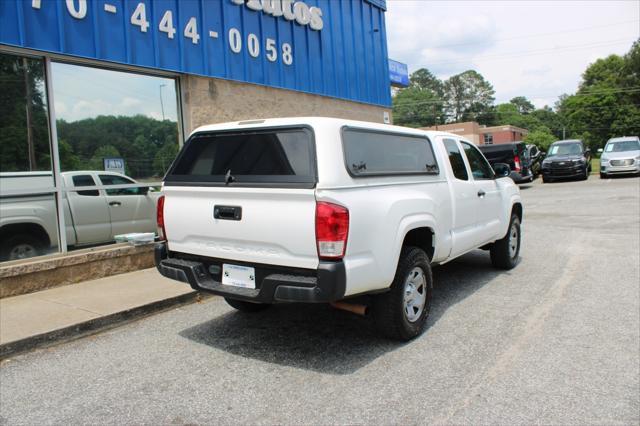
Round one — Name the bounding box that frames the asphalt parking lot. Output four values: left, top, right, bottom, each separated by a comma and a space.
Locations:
1, 176, 638, 425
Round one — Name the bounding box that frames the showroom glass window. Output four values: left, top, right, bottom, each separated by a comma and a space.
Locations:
0, 52, 59, 261
50, 63, 180, 252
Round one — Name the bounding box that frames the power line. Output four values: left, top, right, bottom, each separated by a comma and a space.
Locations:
424, 38, 635, 66
392, 87, 640, 109
423, 20, 640, 50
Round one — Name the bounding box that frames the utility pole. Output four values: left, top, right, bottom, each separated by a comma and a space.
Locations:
159, 84, 166, 121
23, 58, 36, 170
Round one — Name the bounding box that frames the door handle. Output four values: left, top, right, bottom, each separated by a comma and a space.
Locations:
214, 205, 242, 221
109, 201, 122, 207
477, 190, 486, 198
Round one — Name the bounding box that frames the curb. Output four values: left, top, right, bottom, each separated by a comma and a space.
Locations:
0, 291, 208, 360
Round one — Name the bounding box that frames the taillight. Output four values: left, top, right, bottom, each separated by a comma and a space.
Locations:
315, 202, 349, 260
157, 195, 166, 241
514, 155, 522, 172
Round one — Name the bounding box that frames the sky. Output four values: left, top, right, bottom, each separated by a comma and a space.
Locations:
51, 63, 178, 123
385, 0, 640, 108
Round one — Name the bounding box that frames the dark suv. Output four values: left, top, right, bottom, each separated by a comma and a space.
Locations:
541, 139, 591, 183
478, 142, 534, 184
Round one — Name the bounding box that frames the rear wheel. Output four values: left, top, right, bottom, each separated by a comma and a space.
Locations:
490, 214, 521, 270
1, 234, 44, 261
224, 298, 270, 313
372, 246, 433, 341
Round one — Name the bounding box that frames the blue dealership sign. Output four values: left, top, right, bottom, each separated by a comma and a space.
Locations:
0, 0, 391, 106
388, 59, 409, 88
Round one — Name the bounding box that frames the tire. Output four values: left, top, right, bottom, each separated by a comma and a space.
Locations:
0, 234, 44, 261
372, 246, 433, 341
600, 172, 607, 179
490, 214, 521, 270
224, 298, 271, 313
581, 166, 589, 180
542, 175, 552, 183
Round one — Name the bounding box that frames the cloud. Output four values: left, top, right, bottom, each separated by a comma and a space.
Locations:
120, 97, 143, 108
385, 1, 639, 109
386, 1, 497, 75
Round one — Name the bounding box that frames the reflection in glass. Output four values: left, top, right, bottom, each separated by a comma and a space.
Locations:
0, 193, 60, 261
50, 63, 179, 251
51, 63, 180, 180
0, 53, 59, 262
0, 53, 52, 174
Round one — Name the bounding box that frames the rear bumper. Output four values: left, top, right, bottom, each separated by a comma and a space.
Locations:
155, 242, 345, 303
510, 170, 534, 184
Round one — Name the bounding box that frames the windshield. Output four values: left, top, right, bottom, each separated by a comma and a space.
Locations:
604, 140, 640, 152
547, 143, 582, 157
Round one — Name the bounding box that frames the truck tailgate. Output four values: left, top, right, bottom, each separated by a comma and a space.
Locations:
163, 186, 318, 270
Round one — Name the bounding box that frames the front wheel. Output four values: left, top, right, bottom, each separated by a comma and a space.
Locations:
600, 172, 607, 179
581, 166, 589, 180
224, 298, 270, 313
490, 214, 521, 270
542, 175, 552, 183
372, 246, 433, 341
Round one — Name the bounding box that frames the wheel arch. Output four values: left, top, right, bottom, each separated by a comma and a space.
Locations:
511, 202, 523, 222
400, 225, 436, 262
0, 223, 51, 247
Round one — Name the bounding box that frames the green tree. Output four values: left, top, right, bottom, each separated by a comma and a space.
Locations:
555, 41, 640, 151
153, 141, 179, 176
393, 87, 443, 128
58, 139, 82, 171
524, 129, 556, 151
443, 70, 495, 123
408, 68, 444, 95
509, 96, 535, 114
0, 54, 51, 172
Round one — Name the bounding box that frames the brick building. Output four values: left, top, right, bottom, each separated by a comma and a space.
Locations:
422, 122, 528, 145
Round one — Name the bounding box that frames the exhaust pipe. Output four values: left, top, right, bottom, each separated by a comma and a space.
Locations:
330, 301, 368, 316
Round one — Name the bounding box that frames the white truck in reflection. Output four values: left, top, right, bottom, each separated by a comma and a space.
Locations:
0, 171, 159, 261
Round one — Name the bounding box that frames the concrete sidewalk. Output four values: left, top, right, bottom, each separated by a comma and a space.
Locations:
0, 268, 201, 359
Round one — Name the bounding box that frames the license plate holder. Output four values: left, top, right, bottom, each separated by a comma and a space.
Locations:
222, 264, 256, 289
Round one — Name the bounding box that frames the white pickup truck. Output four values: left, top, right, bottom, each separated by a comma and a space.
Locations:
155, 118, 523, 340
0, 171, 159, 261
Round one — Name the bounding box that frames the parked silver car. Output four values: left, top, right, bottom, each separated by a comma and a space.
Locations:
599, 136, 640, 178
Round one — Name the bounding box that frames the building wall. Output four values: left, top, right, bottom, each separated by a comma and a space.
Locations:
479, 127, 528, 145
181, 75, 391, 134
421, 122, 481, 145
488, 130, 527, 144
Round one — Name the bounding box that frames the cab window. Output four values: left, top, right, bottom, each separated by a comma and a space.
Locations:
443, 139, 468, 181
461, 142, 494, 180
72, 175, 99, 197
99, 175, 143, 196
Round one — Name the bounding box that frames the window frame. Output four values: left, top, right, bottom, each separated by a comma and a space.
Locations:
0, 47, 182, 261
164, 125, 318, 189
340, 126, 440, 178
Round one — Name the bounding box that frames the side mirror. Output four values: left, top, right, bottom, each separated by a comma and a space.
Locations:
597, 148, 603, 154
493, 163, 511, 178
139, 186, 150, 195
585, 148, 591, 155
